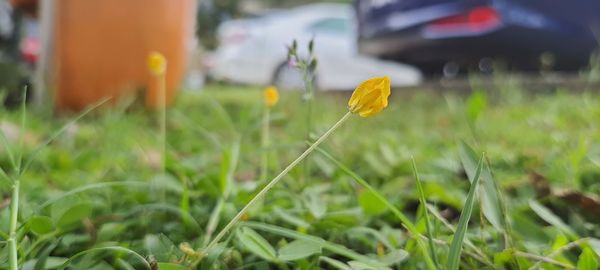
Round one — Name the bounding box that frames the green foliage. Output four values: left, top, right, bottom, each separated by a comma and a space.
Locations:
1, 85, 599, 269
447, 154, 484, 270
278, 239, 322, 261
236, 227, 278, 262
578, 248, 599, 270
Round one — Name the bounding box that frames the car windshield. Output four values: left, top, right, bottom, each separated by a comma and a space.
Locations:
309, 17, 350, 34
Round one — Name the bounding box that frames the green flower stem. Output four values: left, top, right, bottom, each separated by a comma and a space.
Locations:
259, 107, 270, 183
302, 67, 314, 184
9, 178, 19, 270
203, 111, 352, 254
159, 73, 167, 173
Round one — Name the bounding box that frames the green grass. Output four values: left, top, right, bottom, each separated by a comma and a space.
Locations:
1, 82, 600, 269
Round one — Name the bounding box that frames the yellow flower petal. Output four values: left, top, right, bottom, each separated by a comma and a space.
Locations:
148, 51, 167, 76
348, 76, 390, 117
263, 86, 279, 107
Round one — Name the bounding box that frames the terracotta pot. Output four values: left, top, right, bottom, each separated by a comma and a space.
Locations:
49, 0, 196, 111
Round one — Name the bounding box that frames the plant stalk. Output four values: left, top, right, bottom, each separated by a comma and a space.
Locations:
9, 178, 20, 270
259, 108, 270, 183
302, 68, 314, 184
202, 111, 352, 254
159, 73, 167, 173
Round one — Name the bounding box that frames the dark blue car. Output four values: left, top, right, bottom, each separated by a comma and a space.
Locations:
355, 0, 600, 74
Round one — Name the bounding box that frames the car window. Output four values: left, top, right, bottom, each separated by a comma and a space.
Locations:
309, 18, 349, 34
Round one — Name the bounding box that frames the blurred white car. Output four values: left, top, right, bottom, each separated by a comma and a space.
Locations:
205, 3, 422, 91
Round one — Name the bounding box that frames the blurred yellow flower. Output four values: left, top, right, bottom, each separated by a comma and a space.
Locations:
147, 51, 167, 76
263, 86, 279, 107
348, 76, 390, 117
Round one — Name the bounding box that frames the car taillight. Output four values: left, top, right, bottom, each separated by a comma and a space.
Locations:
222, 32, 248, 45
20, 37, 40, 65
427, 6, 500, 32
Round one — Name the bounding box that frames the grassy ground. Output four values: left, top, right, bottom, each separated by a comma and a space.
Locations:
1, 81, 599, 269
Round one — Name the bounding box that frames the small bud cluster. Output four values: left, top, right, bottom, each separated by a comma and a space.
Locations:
286, 38, 318, 77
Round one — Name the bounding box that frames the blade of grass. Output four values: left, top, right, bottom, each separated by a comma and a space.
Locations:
0, 165, 9, 182
0, 125, 17, 172
8, 89, 27, 270
127, 203, 202, 231
458, 141, 504, 232
242, 221, 390, 270
204, 198, 225, 246
425, 204, 493, 266
316, 147, 437, 270
22, 97, 110, 173
58, 246, 151, 270
16, 88, 26, 172
411, 157, 439, 268
446, 153, 485, 270
529, 238, 591, 270
36, 180, 178, 211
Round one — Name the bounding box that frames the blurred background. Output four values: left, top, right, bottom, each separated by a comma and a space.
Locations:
1, 0, 600, 108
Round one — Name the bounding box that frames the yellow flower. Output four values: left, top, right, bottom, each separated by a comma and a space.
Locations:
263, 86, 279, 107
147, 51, 167, 76
348, 76, 390, 117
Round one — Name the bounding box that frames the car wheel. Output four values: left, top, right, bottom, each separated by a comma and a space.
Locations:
272, 62, 314, 91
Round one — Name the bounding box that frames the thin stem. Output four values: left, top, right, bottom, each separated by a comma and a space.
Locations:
425, 204, 491, 264
203, 111, 352, 254
302, 68, 314, 185
159, 73, 167, 173
9, 179, 20, 270
515, 251, 575, 269
203, 198, 225, 247
412, 158, 439, 268
259, 108, 270, 183
8, 89, 26, 270
528, 238, 590, 270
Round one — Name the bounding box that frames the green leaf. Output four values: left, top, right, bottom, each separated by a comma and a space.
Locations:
157, 263, 190, 270
349, 261, 379, 270
243, 222, 390, 270
55, 202, 93, 227
144, 234, 182, 262
236, 227, 277, 262
273, 207, 311, 228
588, 238, 600, 257
358, 189, 387, 216
320, 257, 353, 270
58, 246, 150, 270
23, 257, 67, 270
218, 134, 240, 197
115, 258, 136, 270
219, 148, 231, 195
446, 154, 484, 270
303, 188, 327, 219
27, 216, 54, 235
278, 239, 322, 261
459, 141, 505, 232
528, 200, 577, 238
494, 249, 513, 265
379, 249, 409, 266
466, 89, 487, 124
578, 248, 598, 270
411, 158, 438, 267
33, 242, 59, 270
